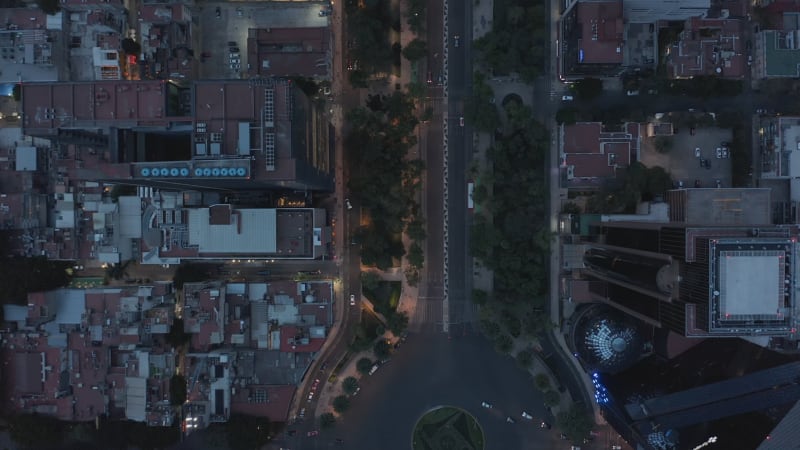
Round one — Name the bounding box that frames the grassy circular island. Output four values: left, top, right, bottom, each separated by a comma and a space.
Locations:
412, 406, 485, 450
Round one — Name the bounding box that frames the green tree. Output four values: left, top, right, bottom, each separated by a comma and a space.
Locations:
373, 339, 391, 359
36, 0, 61, 15
387, 310, 409, 335
654, 136, 673, 153
225, 414, 271, 450
574, 78, 603, 100
556, 107, 578, 125
342, 376, 359, 395
166, 317, 191, 348
105, 259, 132, 280
356, 357, 374, 375
534, 373, 551, 391
169, 374, 187, 405
349, 70, 369, 88
516, 348, 534, 368
480, 319, 500, 338
407, 242, 424, 269
173, 263, 210, 289
0, 256, 72, 306
333, 395, 351, 413
543, 390, 561, 408
407, 81, 426, 99
561, 202, 581, 214
320, 412, 336, 429
8, 413, 64, 449
406, 217, 426, 241
556, 405, 593, 442
360, 271, 381, 292
402, 38, 428, 61
494, 334, 513, 353
406, 0, 426, 33
472, 289, 488, 305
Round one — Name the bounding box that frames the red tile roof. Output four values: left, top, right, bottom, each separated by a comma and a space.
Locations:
563, 123, 603, 153
0, 9, 47, 31
561, 122, 639, 184
22, 81, 173, 136
576, 1, 624, 65
248, 28, 330, 79
667, 17, 746, 79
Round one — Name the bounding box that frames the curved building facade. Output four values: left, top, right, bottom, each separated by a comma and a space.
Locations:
573, 305, 645, 374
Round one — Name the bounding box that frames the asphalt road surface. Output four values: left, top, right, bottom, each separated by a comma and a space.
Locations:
287, 330, 566, 450
415, 0, 447, 332
445, 0, 478, 330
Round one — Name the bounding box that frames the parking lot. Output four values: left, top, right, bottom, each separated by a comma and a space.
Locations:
641, 126, 734, 189
198, 2, 329, 79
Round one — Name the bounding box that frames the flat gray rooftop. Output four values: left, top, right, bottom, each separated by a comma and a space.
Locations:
719, 250, 783, 317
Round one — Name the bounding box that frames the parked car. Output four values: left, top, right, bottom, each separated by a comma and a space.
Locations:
521, 411, 533, 420
540, 421, 551, 429
695, 147, 701, 158
626, 90, 639, 96
722, 148, 729, 158
215, 7, 221, 18
453, 34, 460, 47
716, 179, 722, 188
506, 417, 516, 423
345, 198, 352, 210
230, 47, 240, 53
308, 430, 319, 437
562, 95, 574, 101
459, 116, 465, 127
716, 147, 723, 159
481, 401, 493, 409
350, 294, 356, 306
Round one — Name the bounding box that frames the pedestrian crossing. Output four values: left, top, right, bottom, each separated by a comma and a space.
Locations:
409, 296, 444, 332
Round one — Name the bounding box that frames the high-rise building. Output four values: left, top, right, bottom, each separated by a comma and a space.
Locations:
581, 221, 800, 348
21, 78, 333, 192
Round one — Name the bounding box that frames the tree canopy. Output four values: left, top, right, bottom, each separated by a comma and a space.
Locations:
347, 92, 422, 269
0, 256, 72, 306
473, 0, 547, 81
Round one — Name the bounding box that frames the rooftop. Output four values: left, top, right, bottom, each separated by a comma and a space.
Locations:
758, 30, 800, 77
561, 122, 638, 185
667, 17, 746, 79
575, 1, 624, 65
247, 27, 331, 79
665, 188, 772, 225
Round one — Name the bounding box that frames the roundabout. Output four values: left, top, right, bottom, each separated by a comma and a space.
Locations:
412, 406, 485, 450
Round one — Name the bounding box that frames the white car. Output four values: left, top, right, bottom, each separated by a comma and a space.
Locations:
521, 411, 533, 420
350, 294, 356, 306
716, 147, 722, 159
694, 147, 701, 158
459, 116, 465, 127
481, 401, 493, 409
345, 198, 352, 210
562, 95, 574, 101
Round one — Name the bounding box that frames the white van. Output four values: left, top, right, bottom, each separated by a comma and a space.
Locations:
368, 364, 379, 375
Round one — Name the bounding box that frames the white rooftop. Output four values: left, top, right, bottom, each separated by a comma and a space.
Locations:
188, 208, 277, 255
719, 251, 783, 316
